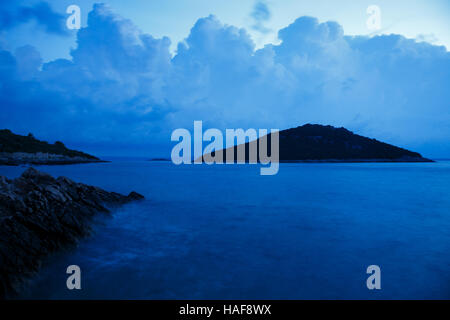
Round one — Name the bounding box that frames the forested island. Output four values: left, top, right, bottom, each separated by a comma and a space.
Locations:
0, 129, 103, 165
203, 124, 432, 163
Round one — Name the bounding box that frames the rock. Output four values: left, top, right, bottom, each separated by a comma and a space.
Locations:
128, 191, 145, 201
0, 168, 144, 298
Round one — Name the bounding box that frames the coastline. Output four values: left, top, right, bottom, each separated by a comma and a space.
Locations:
0, 167, 144, 298
0, 152, 108, 166
192, 157, 435, 164
278, 157, 434, 163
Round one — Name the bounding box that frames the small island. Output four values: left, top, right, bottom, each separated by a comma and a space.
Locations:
0, 129, 105, 166
203, 124, 433, 163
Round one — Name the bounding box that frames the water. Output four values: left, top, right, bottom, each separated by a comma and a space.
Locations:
1, 160, 449, 299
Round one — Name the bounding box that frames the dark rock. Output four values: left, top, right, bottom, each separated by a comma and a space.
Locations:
0, 167, 144, 298
127, 191, 145, 201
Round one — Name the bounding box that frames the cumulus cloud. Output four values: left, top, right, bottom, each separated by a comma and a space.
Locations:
0, 4, 449, 157
416, 33, 439, 44
1, 4, 173, 145
0, 1, 67, 35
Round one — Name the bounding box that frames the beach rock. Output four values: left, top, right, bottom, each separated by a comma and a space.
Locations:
0, 167, 144, 298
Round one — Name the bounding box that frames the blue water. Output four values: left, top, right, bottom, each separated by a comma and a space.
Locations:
1, 160, 449, 299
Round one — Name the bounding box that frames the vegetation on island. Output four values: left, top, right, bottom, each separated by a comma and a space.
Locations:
0, 129, 98, 160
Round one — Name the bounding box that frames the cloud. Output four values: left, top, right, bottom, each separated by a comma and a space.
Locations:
0, 4, 449, 157
250, 1, 271, 34
0, 1, 67, 35
416, 33, 439, 44
0, 4, 173, 146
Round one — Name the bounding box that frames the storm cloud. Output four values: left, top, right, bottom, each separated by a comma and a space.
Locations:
0, 1, 67, 35
0, 4, 449, 157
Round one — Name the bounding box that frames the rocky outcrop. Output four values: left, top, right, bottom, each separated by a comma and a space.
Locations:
0, 152, 107, 166
0, 168, 144, 298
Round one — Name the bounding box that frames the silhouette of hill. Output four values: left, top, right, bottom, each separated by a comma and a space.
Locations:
0, 129, 100, 165
203, 124, 432, 163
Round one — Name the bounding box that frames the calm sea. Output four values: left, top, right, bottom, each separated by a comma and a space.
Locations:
1, 159, 449, 299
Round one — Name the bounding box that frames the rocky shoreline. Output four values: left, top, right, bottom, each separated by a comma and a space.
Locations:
0, 168, 144, 298
0, 152, 107, 166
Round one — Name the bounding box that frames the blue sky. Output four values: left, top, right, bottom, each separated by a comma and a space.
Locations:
0, 1, 449, 157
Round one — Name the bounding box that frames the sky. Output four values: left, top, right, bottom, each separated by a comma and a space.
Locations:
0, 0, 449, 157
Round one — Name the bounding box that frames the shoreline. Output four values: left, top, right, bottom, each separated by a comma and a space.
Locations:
0, 152, 108, 166
0, 167, 144, 298
192, 157, 435, 164
0, 159, 110, 166
278, 158, 434, 163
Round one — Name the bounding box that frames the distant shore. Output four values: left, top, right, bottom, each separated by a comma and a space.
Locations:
148, 158, 171, 162
278, 157, 434, 163
0, 152, 108, 166
193, 157, 435, 164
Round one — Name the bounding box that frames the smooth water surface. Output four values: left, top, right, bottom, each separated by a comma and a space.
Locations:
1, 160, 449, 299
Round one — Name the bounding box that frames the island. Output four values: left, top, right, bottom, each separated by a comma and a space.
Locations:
202, 124, 433, 163
0, 129, 105, 166
0, 168, 144, 298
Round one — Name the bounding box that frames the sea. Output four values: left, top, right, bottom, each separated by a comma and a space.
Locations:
1, 159, 449, 299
